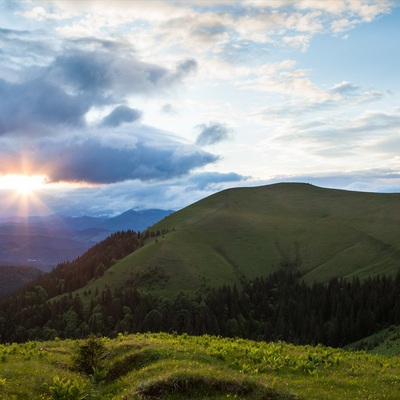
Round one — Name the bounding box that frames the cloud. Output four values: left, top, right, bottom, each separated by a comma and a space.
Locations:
256, 79, 386, 120
349, 110, 400, 134
331, 81, 360, 95
49, 47, 197, 99
187, 171, 249, 190
271, 108, 400, 163
195, 122, 233, 146
0, 36, 197, 137
0, 78, 90, 135
161, 104, 177, 114
17, 0, 392, 63
0, 0, 397, 219
34, 169, 249, 217
245, 0, 391, 22
0, 28, 58, 81
330, 81, 385, 103
238, 60, 334, 103
0, 7, 218, 212
262, 167, 400, 194
282, 34, 311, 51
0, 127, 220, 184
19, 6, 71, 21
39, 0, 389, 70
101, 106, 142, 127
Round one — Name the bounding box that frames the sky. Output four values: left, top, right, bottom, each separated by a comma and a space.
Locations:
0, 0, 400, 217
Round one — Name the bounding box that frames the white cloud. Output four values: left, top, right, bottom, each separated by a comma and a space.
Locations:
43, 0, 188, 21
349, 110, 400, 133
292, 0, 347, 14
17, 0, 393, 69
239, 60, 334, 102
283, 34, 311, 51
19, 6, 72, 21
330, 17, 355, 33
271, 108, 400, 168
348, 0, 392, 22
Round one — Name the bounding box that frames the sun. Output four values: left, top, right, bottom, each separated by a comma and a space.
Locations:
0, 174, 46, 196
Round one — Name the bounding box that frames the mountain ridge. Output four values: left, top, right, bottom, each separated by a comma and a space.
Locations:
83, 182, 400, 297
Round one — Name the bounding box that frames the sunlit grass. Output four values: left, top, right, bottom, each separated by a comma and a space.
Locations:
1, 333, 400, 399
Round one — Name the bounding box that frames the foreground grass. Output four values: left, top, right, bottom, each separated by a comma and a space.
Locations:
1, 333, 400, 399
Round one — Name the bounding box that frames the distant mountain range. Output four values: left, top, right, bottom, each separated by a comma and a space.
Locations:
0, 209, 173, 272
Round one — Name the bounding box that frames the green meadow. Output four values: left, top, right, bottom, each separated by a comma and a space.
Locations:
1, 333, 400, 399
82, 183, 400, 298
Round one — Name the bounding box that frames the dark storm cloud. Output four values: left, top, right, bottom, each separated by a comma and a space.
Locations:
0, 30, 216, 187
0, 78, 90, 135
4, 131, 220, 184
49, 49, 197, 99
38, 171, 248, 217
50, 50, 115, 94
101, 106, 142, 127
0, 35, 197, 136
195, 122, 232, 146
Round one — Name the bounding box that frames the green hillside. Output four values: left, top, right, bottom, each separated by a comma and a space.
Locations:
346, 325, 400, 357
84, 183, 400, 296
1, 332, 400, 400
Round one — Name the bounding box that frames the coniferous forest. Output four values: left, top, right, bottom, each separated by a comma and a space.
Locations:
1, 239, 400, 348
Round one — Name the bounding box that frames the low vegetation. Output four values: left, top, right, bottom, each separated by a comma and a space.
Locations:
0, 332, 399, 399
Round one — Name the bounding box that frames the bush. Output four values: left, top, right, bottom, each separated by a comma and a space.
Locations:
72, 335, 108, 375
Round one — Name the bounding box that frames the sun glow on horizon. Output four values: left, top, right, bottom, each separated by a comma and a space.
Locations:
0, 174, 52, 217
0, 174, 47, 196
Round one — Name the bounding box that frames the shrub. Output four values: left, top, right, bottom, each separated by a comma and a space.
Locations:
72, 335, 108, 375
49, 376, 86, 400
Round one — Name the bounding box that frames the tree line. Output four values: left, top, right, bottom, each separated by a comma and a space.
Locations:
28, 230, 141, 297
10, 228, 170, 299
1, 267, 400, 348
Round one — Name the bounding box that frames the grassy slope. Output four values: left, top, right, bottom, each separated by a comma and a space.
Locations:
1, 333, 400, 400
80, 183, 400, 297
346, 325, 400, 357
